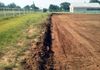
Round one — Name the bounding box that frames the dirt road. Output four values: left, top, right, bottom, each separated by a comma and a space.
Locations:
51, 14, 100, 70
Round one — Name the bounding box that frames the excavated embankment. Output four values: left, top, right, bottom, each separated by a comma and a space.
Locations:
21, 14, 54, 70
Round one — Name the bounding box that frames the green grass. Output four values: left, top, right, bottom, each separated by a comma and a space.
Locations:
0, 13, 47, 48
0, 12, 48, 69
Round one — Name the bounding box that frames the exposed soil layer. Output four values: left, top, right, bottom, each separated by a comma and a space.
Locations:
21, 15, 54, 70
23, 13, 100, 70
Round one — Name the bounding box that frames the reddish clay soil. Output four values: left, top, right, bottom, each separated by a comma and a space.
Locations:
51, 14, 100, 70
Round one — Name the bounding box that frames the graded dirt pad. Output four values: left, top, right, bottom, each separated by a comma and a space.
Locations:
51, 14, 100, 70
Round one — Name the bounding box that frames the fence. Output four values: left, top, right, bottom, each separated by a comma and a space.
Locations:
0, 8, 34, 18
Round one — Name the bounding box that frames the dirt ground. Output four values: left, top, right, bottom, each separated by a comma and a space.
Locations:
23, 14, 100, 70
51, 14, 100, 70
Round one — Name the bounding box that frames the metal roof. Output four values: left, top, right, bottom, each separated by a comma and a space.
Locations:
70, 3, 100, 8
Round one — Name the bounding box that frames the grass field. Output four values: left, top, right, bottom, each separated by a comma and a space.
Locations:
0, 13, 48, 69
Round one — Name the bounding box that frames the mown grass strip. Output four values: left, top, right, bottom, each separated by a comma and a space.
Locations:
0, 13, 48, 51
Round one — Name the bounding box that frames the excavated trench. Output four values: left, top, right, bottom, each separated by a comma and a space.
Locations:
21, 14, 54, 70
37, 14, 54, 70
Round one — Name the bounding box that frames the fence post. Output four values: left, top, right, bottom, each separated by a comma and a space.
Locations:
3, 8, 6, 17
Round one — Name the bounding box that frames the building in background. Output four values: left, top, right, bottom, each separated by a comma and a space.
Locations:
70, 3, 100, 13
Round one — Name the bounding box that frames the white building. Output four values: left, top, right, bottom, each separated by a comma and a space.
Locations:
70, 3, 100, 13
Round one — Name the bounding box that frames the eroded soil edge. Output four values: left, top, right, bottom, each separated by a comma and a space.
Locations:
21, 14, 54, 70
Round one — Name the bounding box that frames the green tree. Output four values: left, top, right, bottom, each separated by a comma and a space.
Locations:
43, 8, 48, 12
24, 5, 30, 10
0, 2, 5, 8
90, 0, 100, 3
49, 4, 60, 12
31, 2, 39, 11
16, 6, 21, 9
7, 3, 17, 8
90, 0, 98, 2
60, 2, 70, 12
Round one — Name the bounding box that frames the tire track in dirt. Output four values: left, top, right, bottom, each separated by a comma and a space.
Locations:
61, 15, 100, 62
51, 14, 100, 70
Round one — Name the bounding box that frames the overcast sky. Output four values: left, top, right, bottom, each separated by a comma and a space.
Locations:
0, 0, 89, 8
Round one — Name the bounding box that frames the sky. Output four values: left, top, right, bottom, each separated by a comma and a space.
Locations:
0, 0, 89, 8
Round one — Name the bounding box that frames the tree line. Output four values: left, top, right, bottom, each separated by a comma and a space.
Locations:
0, 2, 39, 11
90, 0, 100, 3
44, 0, 100, 12
0, 2, 71, 12
48, 2, 70, 12
0, 0, 100, 12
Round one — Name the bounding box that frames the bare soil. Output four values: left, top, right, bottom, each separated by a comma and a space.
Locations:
23, 13, 100, 70
51, 14, 100, 70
